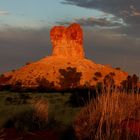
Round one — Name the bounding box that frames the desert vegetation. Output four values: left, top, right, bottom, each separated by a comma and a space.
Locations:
121, 74, 139, 93
0, 70, 140, 139
1, 89, 140, 139
36, 77, 55, 92
0, 91, 80, 139
74, 92, 140, 140
59, 67, 82, 90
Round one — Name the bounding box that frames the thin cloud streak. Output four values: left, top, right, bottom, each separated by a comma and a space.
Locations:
62, 0, 140, 37
0, 10, 10, 16
56, 17, 123, 27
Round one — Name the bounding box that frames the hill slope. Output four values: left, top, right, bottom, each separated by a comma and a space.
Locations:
1, 23, 128, 90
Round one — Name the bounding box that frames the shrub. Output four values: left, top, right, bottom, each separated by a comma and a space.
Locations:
36, 77, 55, 92
0, 74, 4, 78
5, 96, 13, 105
25, 62, 31, 65
0, 75, 12, 91
109, 72, 115, 76
95, 82, 103, 94
115, 67, 121, 70
0, 75, 12, 85
3, 109, 34, 131
94, 72, 102, 78
103, 74, 115, 92
33, 99, 49, 124
73, 92, 140, 140
5, 93, 31, 105
121, 74, 139, 93
12, 69, 15, 72
10, 81, 22, 92
59, 67, 82, 90
3, 99, 49, 131
18, 93, 31, 100
68, 88, 97, 107
93, 77, 98, 81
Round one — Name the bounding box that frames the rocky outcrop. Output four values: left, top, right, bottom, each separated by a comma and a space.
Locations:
50, 23, 85, 58
1, 23, 128, 90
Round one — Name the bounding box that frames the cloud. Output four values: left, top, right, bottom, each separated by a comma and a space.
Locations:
61, 0, 140, 37
83, 28, 140, 75
61, 0, 140, 19
0, 10, 10, 16
0, 27, 51, 73
56, 17, 123, 27
0, 25, 140, 75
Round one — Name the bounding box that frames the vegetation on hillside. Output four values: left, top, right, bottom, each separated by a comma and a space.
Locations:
0, 69, 140, 139
59, 67, 82, 90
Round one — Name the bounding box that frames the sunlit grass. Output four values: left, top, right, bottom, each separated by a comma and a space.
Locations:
74, 91, 140, 140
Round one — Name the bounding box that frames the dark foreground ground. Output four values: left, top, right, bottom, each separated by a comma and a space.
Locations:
0, 91, 80, 140
1, 91, 140, 140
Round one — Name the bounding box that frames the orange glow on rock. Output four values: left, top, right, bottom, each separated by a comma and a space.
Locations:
2, 23, 128, 89
50, 23, 85, 58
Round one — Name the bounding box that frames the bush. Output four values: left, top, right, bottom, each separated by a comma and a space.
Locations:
10, 81, 22, 92
33, 99, 49, 124
94, 72, 102, 78
93, 77, 98, 81
0, 74, 4, 78
73, 92, 140, 140
25, 62, 31, 65
0, 75, 12, 83
103, 74, 115, 92
3, 109, 35, 131
59, 67, 82, 90
36, 77, 55, 92
115, 67, 121, 70
5, 96, 13, 105
121, 74, 139, 93
68, 88, 97, 107
4, 93, 31, 105
3, 99, 50, 131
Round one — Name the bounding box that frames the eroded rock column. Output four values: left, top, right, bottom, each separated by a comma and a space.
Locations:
50, 23, 85, 58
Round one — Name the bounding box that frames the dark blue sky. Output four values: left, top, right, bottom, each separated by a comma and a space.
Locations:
0, 0, 140, 76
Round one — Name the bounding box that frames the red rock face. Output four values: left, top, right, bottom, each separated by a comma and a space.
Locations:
50, 23, 85, 58
2, 23, 128, 89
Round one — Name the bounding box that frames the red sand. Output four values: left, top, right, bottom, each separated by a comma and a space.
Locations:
2, 128, 59, 140
121, 119, 140, 137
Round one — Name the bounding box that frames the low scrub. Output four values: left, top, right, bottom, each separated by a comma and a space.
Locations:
3, 99, 52, 131
33, 99, 49, 125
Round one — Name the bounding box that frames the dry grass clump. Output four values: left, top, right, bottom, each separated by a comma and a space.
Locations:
33, 99, 49, 123
73, 92, 140, 140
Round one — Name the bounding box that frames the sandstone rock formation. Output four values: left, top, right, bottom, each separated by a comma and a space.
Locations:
1, 23, 128, 90
50, 23, 85, 58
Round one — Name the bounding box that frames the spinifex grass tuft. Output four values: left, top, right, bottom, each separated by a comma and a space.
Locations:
33, 99, 49, 122
74, 92, 140, 140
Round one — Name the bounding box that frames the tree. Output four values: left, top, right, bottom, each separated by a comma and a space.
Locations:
96, 82, 103, 94
36, 77, 54, 92
103, 73, 115, 92
94, 72, 102, 78
121, 74, 139, 93
11, 80, 22, 92
132, 74, 139, 88
0, 75, 12, 91
59, 67, 82, 90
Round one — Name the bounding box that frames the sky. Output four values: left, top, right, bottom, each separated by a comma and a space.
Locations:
0, 0, 140, 76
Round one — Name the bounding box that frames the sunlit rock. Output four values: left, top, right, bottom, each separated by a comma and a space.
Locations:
50, 23, 85, 58
1, 23, 128, 90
